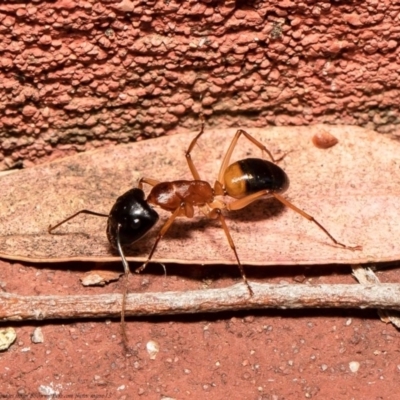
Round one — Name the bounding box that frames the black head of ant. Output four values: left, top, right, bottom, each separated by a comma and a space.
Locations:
48, 188, 159, 275
106, 188, 159, 254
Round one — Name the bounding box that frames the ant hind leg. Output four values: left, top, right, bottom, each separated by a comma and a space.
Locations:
272, 193, 362, 250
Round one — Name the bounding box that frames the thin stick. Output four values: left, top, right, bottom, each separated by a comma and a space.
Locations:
1, 283, 400, 321
352, 265, 400, 328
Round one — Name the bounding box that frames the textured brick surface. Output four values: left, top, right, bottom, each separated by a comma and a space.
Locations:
0, 0, 399, 170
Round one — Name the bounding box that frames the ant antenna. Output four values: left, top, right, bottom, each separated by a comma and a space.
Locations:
116, 224, 130, 349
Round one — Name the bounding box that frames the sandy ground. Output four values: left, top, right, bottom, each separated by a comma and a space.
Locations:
1, 258, 400, 399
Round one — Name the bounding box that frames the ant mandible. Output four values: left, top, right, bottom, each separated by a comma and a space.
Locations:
49, 117, 361, 299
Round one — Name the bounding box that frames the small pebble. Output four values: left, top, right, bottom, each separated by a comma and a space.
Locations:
312, 131, 339, 149
31, 327, 44, 344
146, 340, 160, 360
349, 361, 360, 372
0, 328, 17, 351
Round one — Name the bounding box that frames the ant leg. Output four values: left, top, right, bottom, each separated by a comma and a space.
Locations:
226, 190, 272, 211
48, 210, 108, 233
185, 114, 205, 180
272, 193, 362, 250
138, 177, 160, 190
217, 129, 281, 187
209, 208, 254, 296
135, 203, 187, 274
227, 190, 361, 251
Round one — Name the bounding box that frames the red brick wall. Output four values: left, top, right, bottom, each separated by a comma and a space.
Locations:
0, 0, 398, 170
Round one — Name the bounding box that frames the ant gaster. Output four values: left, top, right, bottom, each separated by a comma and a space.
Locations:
49, 117, 361, 342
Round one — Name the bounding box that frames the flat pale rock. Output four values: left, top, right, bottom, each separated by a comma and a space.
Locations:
0, 125, 399, 267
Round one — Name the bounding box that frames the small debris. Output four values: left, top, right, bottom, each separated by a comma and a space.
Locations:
20, 347, 31, 352
312, 131, 339, 149
80, 270, 123, 286
31, 327, 44, 344
0, 327, 17, 351
320, 364, 328, 371
349, 361, 360, 372
293, 275, 306, 283
146, 340, 160, 360
38, 384, 61, 396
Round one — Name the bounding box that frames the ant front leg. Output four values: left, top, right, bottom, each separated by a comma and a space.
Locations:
135, 202, 189, 274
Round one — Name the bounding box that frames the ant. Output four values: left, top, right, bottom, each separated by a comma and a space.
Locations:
49, 117, 361, 343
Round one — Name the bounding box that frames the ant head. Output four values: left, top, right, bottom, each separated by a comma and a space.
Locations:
106, 188, 159, 248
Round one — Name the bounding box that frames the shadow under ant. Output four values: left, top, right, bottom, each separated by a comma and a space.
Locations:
120, 196, 286, 257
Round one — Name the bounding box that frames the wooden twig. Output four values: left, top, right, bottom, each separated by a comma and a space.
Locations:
352, 265, 400, 328
1, 283, 400, 321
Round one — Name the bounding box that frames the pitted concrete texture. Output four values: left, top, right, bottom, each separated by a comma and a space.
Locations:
0, 0, 399, 170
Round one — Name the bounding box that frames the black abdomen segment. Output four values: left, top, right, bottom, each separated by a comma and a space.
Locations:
224, 158, 290, 199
